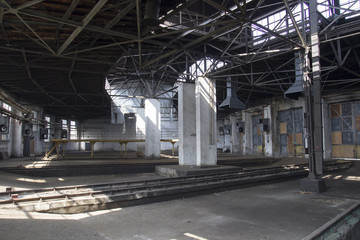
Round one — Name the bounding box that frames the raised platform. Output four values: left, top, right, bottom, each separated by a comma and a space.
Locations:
155, 165, 242, 177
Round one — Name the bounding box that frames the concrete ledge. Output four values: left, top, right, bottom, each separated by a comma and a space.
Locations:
155, 165, 242, 177
303, 202, 360, 240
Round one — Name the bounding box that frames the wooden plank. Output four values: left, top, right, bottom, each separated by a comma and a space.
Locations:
280, 122, 287, 134
295, 145, 304, 156
330, 104, 341, 117
257, 145, 262, 154
355, 146, 360, 159
356, 116, 360, 130
295, 133, 303, 145
332, 145, 343, 157
343, 145, 355, 158
331, 132, 342, 145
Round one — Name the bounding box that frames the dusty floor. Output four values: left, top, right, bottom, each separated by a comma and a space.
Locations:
0, 162, 359, 240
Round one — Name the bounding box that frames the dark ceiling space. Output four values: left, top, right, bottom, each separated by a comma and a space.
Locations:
1, 0, 360, 120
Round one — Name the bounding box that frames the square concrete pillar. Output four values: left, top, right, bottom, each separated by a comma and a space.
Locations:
124, 113, 137, 151
145, 99, 161, 159
230, 116, 240, 153
263, 105, 273, 156
178, 83, 196, 165
195, 76, 217, 166
10, 109, 22, 157
136, 108, 146, 157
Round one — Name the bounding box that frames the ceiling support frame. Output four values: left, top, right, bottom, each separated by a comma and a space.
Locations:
57, 0, 108, 55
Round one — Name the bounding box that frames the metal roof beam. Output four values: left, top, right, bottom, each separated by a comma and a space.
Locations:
142, 19, 243, 68
13, 9, 137, 40
22, 51, 68, 106
16, 0, 43, 10
57, 0, 108, 55
0, 46, 114, 65
282, 0, 306, 47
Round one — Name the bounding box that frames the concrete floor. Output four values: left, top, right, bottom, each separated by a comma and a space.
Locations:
0, 162, 359, 240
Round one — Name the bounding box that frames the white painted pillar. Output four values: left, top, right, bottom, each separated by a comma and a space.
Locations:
10, 109, 22, 157
195, 76, 217, 166
230, 116, 240, 153
243, 111, 252, 155
136, 108, 146, 157
264, 105, 273, 156
124, 113, 136, 151
145, 99, 161, 159
178, 83, 196, 165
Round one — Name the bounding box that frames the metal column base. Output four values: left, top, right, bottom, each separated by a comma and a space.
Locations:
300, 178, 326, 193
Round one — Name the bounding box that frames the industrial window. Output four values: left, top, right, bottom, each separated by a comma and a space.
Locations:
62, 119, 68, 139
1, 102, 11, 141
62, 119, 67, 129
330, 101, 360, 158
252, 3, 309, 45
341, 0, 360, 19
278, 108, 304, 156
44, 116, 50, 142
251, 0, 360, 46
70, 121, 77, 140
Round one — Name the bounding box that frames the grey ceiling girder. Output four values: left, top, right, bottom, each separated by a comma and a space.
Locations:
68, 54, 90, 104
142, 19, 243, 68
254, 57, 295, 85
282, 0, 306, 47
204, 0, 304, 49
57, 0, 108, 55
22, 50, 69, 107
136, 0, 142, 66
16, 0, 43, 11
54, 0, 80, 46
0, 46, 114, 65
12, 9, 138, 40
0, 7, 9, 44
320, 55, 360, 79
15, 14, 55, 54
9, 23, 48, 50
106, 1, 136, 29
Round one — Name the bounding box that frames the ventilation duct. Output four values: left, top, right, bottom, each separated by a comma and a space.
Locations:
285, 52, 305, 99
143, 0, 161, 28
219, 78, 245, 110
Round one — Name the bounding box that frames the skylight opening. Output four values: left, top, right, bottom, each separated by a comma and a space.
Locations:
341, 0, 360, 19
251, 3, 310, 45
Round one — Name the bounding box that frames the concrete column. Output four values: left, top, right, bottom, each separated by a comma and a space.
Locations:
145, 99, 161, 159
33, 111, 43, 156
230, 116, 240, 153
10, 109, 22, 157
264, 105, 273, 156
136, 108, 146, 157
243, 111, 252, 155
124, 113, 136, 151
195, 76, 217, 166
178, 83, 196, 165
